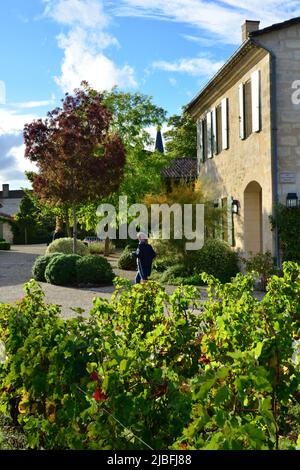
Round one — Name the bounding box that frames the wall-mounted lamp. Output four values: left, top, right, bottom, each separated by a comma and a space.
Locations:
232, 199, 240, 215
286, 193, 298, 208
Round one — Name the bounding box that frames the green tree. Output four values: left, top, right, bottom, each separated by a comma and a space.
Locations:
14, 194, 36, 245
164, 111, 197, 159
102, 88, 166, 148
77, 89, 169, 236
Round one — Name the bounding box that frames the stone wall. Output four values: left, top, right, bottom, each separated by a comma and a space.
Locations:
255, 24, 300, 204
195, 51, 274, 255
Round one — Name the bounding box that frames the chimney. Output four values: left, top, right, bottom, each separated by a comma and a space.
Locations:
2, 184, 9, 198
242, 20, 260, 42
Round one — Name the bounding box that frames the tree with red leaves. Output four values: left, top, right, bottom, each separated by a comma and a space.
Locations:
24, 82, 126, 253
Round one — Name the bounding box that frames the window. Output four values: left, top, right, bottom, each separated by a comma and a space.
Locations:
244, 79, 252, 139
239, 70, 261, 140
203, 117, 207, 162
216, 105, 222, 154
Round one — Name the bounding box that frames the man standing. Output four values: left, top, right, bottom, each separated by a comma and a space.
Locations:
133, 232, 156, 284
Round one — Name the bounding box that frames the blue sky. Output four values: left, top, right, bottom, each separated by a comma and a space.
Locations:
1, 0, 300, 189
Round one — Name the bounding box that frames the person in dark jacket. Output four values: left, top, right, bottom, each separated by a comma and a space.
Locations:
133, 232, 156, 284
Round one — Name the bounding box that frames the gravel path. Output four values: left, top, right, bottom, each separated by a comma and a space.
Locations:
0, 245, 130, 318
0, 245, 194, 319
0, 245, 264, 319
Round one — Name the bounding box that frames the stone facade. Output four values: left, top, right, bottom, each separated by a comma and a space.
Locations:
187, 18, 300, 260
253, 24, 300, 203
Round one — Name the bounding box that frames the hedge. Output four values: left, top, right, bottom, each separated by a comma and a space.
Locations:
0, 242, 10, 251
76, 255, 114, 284
44, 254, 81, 286
46, 238, 89, 256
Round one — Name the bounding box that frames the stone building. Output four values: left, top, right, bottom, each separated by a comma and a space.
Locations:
0, 184, 25, 243
186, 17, 300, 264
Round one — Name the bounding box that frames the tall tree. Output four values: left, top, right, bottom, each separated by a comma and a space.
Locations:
102, 88, 166, 148
77, 89, 169, 231
24, 82, 126, 253
164, 111, 197, 159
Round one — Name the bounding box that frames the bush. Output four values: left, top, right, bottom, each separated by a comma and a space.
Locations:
0, 265, 299, 450
117, 246, 137, 270
88, 241, 115, 255
152, 255, 183, 273
186, 239, 239, 283
46, 238, 88, 256
0, 242, 10, 250
76, 255, 114, 285
159, 263, 190, 284
241, 251, 277, 291
270, 204, 300, 263
32, 253, 62, 282
45, 254, 81, 286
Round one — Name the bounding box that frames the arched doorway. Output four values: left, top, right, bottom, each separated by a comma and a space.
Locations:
244, 181, 262, 254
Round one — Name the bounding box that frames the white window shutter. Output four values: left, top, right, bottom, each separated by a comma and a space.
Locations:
212, 107, 217, 155
196, 118, 203, 172
221, 98, 229, 150
251, 70, 261, 132
239, 83, 245, 140
207, 112, 213, 159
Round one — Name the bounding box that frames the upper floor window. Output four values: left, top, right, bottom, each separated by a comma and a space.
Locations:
244, 79, 252, 139
197, 97, 229, 167
239, 70, 261, 140
216, 104, 223, 154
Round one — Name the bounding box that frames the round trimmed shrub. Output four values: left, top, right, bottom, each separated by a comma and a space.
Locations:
118, 246, 137, 270
46, 237, 89, 256
45, 254, 81, 286
0, 241, 10, 250
186, 239, 239, 283
160, 263, 190, 284
76, 255, 114, 285
32, 252, 62, 282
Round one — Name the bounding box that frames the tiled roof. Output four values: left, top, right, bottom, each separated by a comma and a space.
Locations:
0, 212, 12, 219
0, 189, 26, 199
162, 158, 197, 179
251, 16, 300, 36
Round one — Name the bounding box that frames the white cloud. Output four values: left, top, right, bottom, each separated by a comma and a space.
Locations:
0, 109, 37, 136
113, 0, 300, 45
44, 0, 137, 93
153, 57, 224, 77
181, 35, 220, 47
44, 0, 109, 28
54, 27, 136, 91
13, 97, 56, 109
0, 109, 38, 188
8, 144, 37, 174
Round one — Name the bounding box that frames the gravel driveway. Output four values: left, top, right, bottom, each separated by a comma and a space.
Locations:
0, 245, 189, 319
0, 245, 123, 318
0, 245, 264, 319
